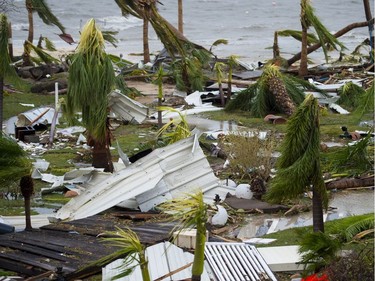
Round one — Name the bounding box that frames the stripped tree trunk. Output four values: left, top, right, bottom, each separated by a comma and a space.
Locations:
312, 186, 325, 232
143, 18, 150, 63
326, 176, 374, 190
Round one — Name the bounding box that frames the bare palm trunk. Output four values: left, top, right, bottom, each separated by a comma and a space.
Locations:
363, 0, 374, 62
20, 175, 34, 231
7, 22, 13, 61
26, 0, 33, 43
299, 25, 308, 77
92, 141, 113, 173
191, 222, 206, 281
273, 31, 280, 59
178, 0, 183, 34
23, 0, 33, 66
312, 187, 324, 232
143, 18, 150, 63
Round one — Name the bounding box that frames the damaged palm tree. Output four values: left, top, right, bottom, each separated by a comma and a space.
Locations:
225, 64, 310, 117
159, 191, 208, 281
65, 19, 116, 172
299, 0, 345, 76
266, 94, 328, 233
0, 134, 33, 230
115, 0, 211, 93
23, 0, 66, 65
102, 227, 151, 281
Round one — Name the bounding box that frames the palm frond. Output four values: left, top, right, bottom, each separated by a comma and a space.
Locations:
0, 134, 32, 183
337, 82, 365, 110
322, 132, 373, 174
158, 191, 207, 235
101, 227, 149, 280
353, 80, 374, 118
156, 106, 191, 144
209, 38, 228, 52
344, 216, 374, 241
31, 0, 65, 33
303, 0, 345, 62
299, 231, 341, 273
43, 37, 57, 51
24, 40, 59, 64
277, 29, 319, 45
102, 30, 119, 48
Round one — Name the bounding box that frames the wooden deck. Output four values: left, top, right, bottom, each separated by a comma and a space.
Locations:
0, 212, 175, 280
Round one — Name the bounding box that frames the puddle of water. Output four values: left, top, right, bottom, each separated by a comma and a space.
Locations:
186, 115, 238, 132
237, 189, 374, 240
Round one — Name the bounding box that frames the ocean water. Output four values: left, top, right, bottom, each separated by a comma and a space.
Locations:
7, 0, 373, 65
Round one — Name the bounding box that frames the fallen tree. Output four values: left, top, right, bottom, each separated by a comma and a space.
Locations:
287, 18, 375, 66
326, 175, 374, 190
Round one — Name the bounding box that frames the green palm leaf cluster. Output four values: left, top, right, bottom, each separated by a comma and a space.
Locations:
298, 231, 341, 273
336, 82, 366, 110
0, 14, 19, 82
28, 0, 65, 33
65, 19, 116, 144
156, 106, 191, 144
277, 29, 319, 45
0, 134, 32, 184
322, 132, 374, 174
301, 0, 345, 62
266, 94, 328, 207
24, 40, 59, 65
354, 80, 374, 118
102, 227, 150, 281
158, 191, 208, 280
225, 64, 309, 117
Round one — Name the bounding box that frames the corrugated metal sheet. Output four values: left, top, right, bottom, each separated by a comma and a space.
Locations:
204, 242, 277, 281
109, 90, 149, 124
54, 135, 235, 221
16, 106, 58, 126
102, 242, 210, 281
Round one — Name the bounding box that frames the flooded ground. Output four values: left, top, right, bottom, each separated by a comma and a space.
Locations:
237, 188, 374, 240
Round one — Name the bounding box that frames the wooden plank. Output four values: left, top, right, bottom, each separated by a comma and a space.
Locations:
0, 257, 45, 276
0, 240, 74, 262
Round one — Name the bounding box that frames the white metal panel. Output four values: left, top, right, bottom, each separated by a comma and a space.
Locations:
257, 245, 304, 272
109, 90, 149, 124
205, 242, 277, 281
54, 135, 235, 221
16, 106, 57, 126
103, 242, 210, 281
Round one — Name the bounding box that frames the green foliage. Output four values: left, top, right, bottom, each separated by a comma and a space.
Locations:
322, 132, 374, 174
158, 191, 208, 279
209, 38, 228, 52
0, 134, 32, 185
277, 29, 319, 45
65, 19, 116, 143
24, 40, 60, 65
30, 0, 65, 33
225, 64, 312, 117
299, 231, 341, 273
301, 0, 345, 62
353, 80, 374, 118
266, 94, 328, 208
336, 82, 366, 110
102, 227, 150, 281
156, 106, 191, 144
102, 30, 119, 48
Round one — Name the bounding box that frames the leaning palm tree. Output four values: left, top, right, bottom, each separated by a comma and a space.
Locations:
0, 134, 33, 230
65, 19, 116, 172
299, 0, 345, 76
0, 14, 13, 133
115, 0, 211, 93
23, 0, 65, 65
102, 227, 151, 281
266, 94, 328, 232
225, 64, 311, 117
158, 191, 208, 281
